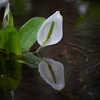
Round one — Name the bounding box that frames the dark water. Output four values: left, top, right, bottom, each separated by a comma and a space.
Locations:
0, 0, 100, 100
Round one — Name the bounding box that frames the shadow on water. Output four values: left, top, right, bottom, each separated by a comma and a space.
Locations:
0, 0, 100, 100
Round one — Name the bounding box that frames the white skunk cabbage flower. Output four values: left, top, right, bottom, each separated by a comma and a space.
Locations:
2, 0, 14, 28
37, 11, 63, 51
38, 58, 65, 91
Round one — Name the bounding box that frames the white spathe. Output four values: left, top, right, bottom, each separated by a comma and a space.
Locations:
37, 11, 63, 47
38, 58, 65, 91
2, 0, 10, 28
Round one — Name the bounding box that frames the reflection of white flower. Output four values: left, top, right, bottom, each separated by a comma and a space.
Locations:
38, 58, 65, 91
37, 11, 63, 47
10, 90, 14, 100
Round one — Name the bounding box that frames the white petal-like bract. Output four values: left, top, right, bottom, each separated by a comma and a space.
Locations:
2, 0, 10, 28
37, 11, 63, 47
38, 58, 65, 91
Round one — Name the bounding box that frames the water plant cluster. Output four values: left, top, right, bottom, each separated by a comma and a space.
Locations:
0, 0, 65, 91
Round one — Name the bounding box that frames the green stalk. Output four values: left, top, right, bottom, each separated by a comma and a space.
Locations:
35, 45, 43, 53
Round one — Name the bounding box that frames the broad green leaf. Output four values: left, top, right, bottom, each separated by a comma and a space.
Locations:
19, 17, 46, 50
0, 53, 22, 92
3, 25, 21, 55
0, 30, 5, 50
18, 51, 41, 68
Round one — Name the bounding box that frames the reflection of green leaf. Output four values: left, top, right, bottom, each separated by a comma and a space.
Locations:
19, 17, 46, 50
0, 30, 5, 50
0, 53, 22, 92
3, 25, 21, 55
18, 51, 41, 68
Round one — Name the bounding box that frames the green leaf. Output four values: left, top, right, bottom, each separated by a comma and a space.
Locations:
0, 30, 5, 50
18, 51, 41, 68
3, 25, 21, 55
19, 17, 46, 50
0, 53, 22, 92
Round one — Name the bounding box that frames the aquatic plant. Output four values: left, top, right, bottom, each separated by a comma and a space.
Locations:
0, 0, 65, 91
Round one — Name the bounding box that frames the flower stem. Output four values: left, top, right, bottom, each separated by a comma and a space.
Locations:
36, 45, 43, 53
